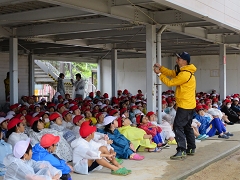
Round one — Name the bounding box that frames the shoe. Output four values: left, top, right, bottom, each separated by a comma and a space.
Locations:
201, 134, 209, 140
111, 168, 128, 176
168, 139, 177, 145
218, 134, 229, 139
196, 134, 205, 140
225, 132, 234, 136
122, 167, 132, 174
170, 151, 186, 160
158, 143, 170, 149
115, 158, 124, 165
226, 122, 234, 125
186, 148, 195, 156
129, 153, 144, 160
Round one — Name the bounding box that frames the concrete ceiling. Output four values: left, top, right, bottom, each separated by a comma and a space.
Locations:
0, 0, 240, 61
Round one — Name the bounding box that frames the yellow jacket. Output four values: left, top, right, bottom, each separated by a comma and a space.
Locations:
159, 64, 197, 109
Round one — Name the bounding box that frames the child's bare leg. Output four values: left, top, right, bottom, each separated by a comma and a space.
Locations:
99, 146, 122, 168
95, 159, 119, 171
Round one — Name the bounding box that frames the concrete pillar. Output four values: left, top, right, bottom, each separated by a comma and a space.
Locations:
219, 44, 226, 100
9, 37, 18, 104
146, 24, 156, 112
97, 59, 103, 93
111, 49, 117, 97
28, 53, 35, 96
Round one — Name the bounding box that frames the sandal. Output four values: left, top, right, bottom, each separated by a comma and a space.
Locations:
148, 147, 162, 152
122, 167, 132, 174
115, 158, 124, 164
111, 168, 129, 176
129, 153, 144, 160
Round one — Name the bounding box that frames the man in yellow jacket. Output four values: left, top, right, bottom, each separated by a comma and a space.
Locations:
154, 52, 196, 159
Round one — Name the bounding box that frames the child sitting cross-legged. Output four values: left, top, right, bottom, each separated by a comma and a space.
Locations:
32, 134, 73, 180
71, 121, 131, 176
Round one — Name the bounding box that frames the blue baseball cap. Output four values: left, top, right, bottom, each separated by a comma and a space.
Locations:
176, 52, 190, 64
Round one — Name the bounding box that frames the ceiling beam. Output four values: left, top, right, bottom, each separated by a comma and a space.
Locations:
112, 0, 154, 6
0, 0, 30, 5
0, 6, 93, 26
16, 17, 136, 37
207, 28, 235, 34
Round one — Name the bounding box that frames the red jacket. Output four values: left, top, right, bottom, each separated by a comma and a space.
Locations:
138, 122, 162, 137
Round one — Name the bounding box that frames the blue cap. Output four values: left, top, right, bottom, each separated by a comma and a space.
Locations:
176, 52, 190, 64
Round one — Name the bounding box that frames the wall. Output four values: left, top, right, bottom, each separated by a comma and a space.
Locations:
101, 54, 240, 97
0, 53, 29, 106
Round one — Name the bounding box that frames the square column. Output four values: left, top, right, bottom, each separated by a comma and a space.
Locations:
9, 37, 18, 104
97, 59, 103, 93
28, 53, 35, 96
111, 49, 117, 97
146, 24, 156, 112
219, 44, 226, 100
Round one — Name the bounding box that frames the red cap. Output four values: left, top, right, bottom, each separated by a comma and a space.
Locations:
57, 103, 64, 109
37, 112, 45, 118
7, 118, 22, 129
30, 117, 40, 127
89, 92, 94, 98
19, 106, 26, 112
96, 113, 102, 120
62, 110, 70, 117
123, 89, 128, 94
40, 134, 60, 148
70, 105, 79, 112
146, 111, 155, 117
10, 104, 19, 110
49, 112, 61, 121
109, 109, 118, 116
120, 108, 127, 116
47, 103, 56, 109
202, 104, 209, 110
162, 100, 167, 104
15, 114, 23, 119
73, 115, 84, 124
29, 104, 35, 110
103, 93, 109, 98
196, 105, 203, 111
25, 115, 32, 123
224, 99, 231, 104
58, 95, 63, 100
131, 105, 137, 109
80, 121, 96, 137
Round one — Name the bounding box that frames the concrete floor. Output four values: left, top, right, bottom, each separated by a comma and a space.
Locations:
1, 124, 240, 180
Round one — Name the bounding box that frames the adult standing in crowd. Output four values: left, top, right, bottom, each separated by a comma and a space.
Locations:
57, 73, 66, 99
4, 72, 19, 101
154, 52, 197, 160
71, 73, 85, 99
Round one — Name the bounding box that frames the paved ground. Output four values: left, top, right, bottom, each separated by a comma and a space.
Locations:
1, 124, 239, 180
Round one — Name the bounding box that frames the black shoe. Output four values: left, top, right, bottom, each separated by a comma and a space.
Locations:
170, 151, 186, 160
186, 148, 195, 156
226, 121, 234, 125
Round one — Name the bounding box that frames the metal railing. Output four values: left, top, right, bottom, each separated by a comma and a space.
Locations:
35, 60, 97, 96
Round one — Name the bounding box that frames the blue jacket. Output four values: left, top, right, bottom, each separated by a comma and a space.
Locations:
32, 143, 71, 175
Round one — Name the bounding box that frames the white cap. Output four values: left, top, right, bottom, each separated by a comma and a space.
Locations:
63, 100, 69, 105
212, 104, 218, 108
97, 101, 103, 106
32, 112, 39, 117
7, 111, 15, 116
212, 94, 216, 97
13, 138, 31, 159
208, 109, 219, 116
5, 114, 14, 120
0, 117, 7, 124
233, 98, 239, 101
101, 104, 107, 110
103, 116, 117, 125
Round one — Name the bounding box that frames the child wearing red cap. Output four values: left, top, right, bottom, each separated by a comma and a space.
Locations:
71, 121, 131, 176
32, 134, 73, 180
29, 115, 73, 162
6, 118, 29, 148
62, 111, 74, 130
146, 111, 177, 145
49, 113, 76, 144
